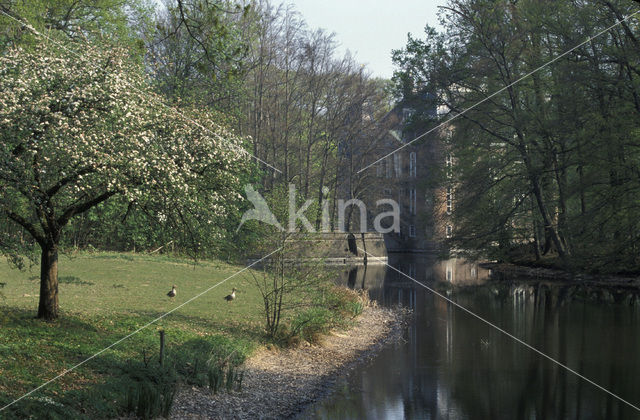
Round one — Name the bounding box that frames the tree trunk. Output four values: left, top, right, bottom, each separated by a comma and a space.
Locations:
530, 170, 568, 261
37, 244, 59, 320
531, 196, 542, 261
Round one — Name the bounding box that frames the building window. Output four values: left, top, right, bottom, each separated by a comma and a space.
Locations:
409, 188, 417, 215
377, 160, 383, 178
383, 188, 392, 196
410, 152, 416, 177
409, 224, 416, 237
386, 156, 392, 178
394, 153, 402, 177
446, 186, 453, 214
446, 153, 453, 179
402, 107, 414, 122
446, 224, 453, 238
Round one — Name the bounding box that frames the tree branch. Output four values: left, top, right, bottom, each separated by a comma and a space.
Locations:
57, 190, 117, 227
46, 166, 97, 197
5, 210, 46, 246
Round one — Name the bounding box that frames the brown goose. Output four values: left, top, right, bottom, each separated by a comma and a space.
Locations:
224, 288, 236, 302
167, 285, 177, 299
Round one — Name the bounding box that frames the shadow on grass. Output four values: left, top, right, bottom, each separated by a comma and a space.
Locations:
133, 309, 267, 343
59, 276, 94, 286
26, 275, 96, 286
89, 254, 135, 262
0, 307, 257, 420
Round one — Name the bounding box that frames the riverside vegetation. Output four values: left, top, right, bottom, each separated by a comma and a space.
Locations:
392, 0, 640, 274
0, 251, 365, 419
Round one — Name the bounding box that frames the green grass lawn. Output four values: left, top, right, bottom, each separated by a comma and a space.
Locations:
0, 252, 287, 419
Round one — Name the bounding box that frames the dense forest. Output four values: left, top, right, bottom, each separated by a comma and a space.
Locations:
392, 0, 640, 273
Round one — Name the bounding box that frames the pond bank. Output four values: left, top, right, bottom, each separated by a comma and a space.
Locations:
170, 305, 406, 419
483, 261, 640, 288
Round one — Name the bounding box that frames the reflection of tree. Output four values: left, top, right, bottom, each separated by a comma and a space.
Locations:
429, 283, 640, 418
575, 300, 587, 417
333, 258, 640, 418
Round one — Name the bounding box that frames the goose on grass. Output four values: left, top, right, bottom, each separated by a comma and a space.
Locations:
224, 288, 237, 302
167, 285, 177, 299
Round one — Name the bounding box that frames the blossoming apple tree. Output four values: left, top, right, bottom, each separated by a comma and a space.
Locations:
0, 42, 250, 320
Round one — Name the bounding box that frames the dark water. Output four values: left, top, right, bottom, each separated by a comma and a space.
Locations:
308, 254, 640, 420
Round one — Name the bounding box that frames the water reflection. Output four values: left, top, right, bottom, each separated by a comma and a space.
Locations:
309, 254, 640, 419
338, 255, 491, 311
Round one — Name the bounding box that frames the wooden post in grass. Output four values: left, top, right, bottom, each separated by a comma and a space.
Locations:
159, 330, 165, 366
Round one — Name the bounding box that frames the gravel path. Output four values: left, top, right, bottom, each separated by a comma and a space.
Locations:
170, 305, 405, 419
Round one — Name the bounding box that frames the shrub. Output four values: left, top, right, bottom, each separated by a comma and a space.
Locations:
123, 363, 177, 420
324, 286, 368, 319
291, 307, 334, 344
288, 286, 368, 345
170, 337, 246, 386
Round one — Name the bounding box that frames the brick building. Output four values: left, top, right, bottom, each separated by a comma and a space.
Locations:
337, 100, 453, 252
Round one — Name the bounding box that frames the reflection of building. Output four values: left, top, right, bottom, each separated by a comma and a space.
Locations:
337, 255, 489, 304
431, 258, 490, 285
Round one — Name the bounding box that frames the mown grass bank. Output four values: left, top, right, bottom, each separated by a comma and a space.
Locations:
0, 252, 360, 419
